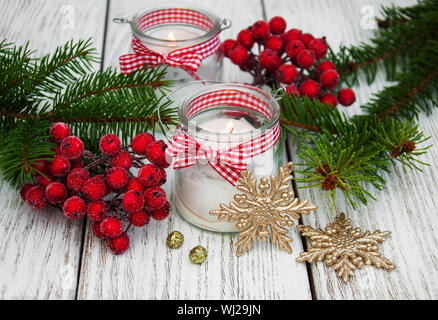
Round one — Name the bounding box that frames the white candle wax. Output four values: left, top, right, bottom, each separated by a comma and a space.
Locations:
146, 26, 203, 55
174, 117, 277, 232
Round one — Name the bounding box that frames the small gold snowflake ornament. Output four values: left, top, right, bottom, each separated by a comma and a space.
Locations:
297, 213, 395, 282
210, 162, 317, 257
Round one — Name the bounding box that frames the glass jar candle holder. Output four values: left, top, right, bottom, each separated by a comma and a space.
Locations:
114, 3, 230, 83
163, 82, 283, 233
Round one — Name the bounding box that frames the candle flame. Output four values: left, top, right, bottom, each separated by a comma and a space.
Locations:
226, 120, 235, 134
167, 31, 176, 41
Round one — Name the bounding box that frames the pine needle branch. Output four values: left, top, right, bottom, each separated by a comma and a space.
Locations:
330, 0, 438, 85
0, 39, 175, 187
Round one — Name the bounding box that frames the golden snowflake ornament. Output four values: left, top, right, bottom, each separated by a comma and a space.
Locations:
209, 162, 317, 257
296, 213, 395, 282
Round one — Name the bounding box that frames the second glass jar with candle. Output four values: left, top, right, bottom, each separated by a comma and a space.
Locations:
165, 82, 284, 233
118, 3, 228, 83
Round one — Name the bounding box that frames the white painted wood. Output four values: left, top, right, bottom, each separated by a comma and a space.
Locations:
0, 0, 107, 299
265, 0, 438, 299
2, 0, 435, 300
77, 0, 312, 300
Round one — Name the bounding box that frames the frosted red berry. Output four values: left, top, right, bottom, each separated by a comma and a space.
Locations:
296, 49, 316, 68
35, 173, 54, 187
251, 20, 270, 41
92, 221, 105, 239
145, 140, 170, 168
286, 85, 300, 96
301, 33, 315, 47
265, 36, 284, 51
150, 201, 171, 220
87, 200, 108, 221
111, 150, 132, 169
308, 37, 328, 59
239, 55, 257, 72
52, 145, 62, 155
223, 39, 237, 57
67, 168, 91, 193
100, 216, 123, 239
158, 168, 167, 185
48, 155, 71, 177
50, 122, 71, 142
82, 176, 107, 201
108, 233, 130, 255
320, 69, 340, 89
144, 186, 167, 211
285, 40, 305, 58
25, 185, 47, 209
258, 49, 282, 72
20, 183, 35, 201
99, 134, 121, 156
228, 44, 248, 66
338, 88, 356, 106
45, 182, 68, 204
130, 209, 150, 227
122, 190, 145, 214
284, 28, 302, 43
237, 29, 255, 50
71, 160, 84, 169
132, 133, 155, 155
60, 136, 84, 160
126, 177, 145, 194
316, 60, 336, 76
268, 16, 286, 34
62, 196, 86, 220
300, 79, 321, 99
320, 93, 338, 107
276, 64, 298, 84
105, 166, 129, 190
138, 164, 161, 188
19, 126, 171, 255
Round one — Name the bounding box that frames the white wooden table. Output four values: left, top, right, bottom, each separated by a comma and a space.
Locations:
1, 0, 437, 300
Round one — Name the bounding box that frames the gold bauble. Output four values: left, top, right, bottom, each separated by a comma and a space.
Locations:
189, 245, 207, 264
166, 231, 184, 249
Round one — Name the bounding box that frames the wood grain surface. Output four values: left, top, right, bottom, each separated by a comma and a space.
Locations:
0, 0, 107, 299
265, 0, 438, 299
0, 0, 437, 300
77, 0, 311, 300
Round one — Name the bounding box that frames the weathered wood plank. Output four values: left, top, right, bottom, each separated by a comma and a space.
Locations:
0, 0, 107, 299
265, 0, 438, 299
77, 0, 312, 300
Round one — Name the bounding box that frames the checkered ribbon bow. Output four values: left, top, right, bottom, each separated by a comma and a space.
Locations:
165, 89, 281, 186
119, 8, 221, 78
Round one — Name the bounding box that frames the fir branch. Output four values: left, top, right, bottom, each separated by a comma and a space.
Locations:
378, 64, 438, 120
0, 39, 175, 187
0, 120, 54, 186
360, 42, 438, 119
330, 0, 438, 85
280, 94, 431, 209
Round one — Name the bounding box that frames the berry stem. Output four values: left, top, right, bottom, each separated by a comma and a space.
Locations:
85, 158, 106, 170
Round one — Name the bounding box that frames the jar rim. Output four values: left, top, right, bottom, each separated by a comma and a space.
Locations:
130, 2, 222, 47
162, 81, 281, 143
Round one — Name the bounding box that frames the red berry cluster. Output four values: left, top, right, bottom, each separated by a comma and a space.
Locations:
223, 16, 356, 107
20, 122, 171, 255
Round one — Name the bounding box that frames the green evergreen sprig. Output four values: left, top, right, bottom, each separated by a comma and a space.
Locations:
0, 39, 175, 187
281, 0, 437, 209
281, 95, 429, 209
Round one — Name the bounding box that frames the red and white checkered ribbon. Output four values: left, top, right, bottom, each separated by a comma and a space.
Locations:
166, 89, 281, 186
119, 8, 221, 79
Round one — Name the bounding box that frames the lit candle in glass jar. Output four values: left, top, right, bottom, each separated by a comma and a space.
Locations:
145, 27, 203, 55
167, 83, 282, 233
115, 3, 230, 83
